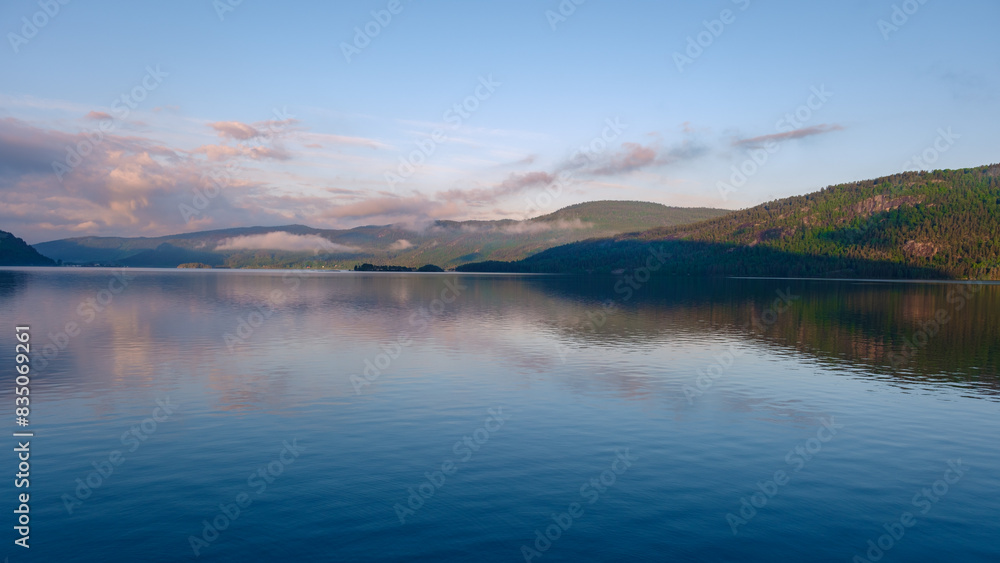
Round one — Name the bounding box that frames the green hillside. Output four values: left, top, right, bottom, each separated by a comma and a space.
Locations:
0, 230, 56, 266
532, 201, 724, 231
33, 201, 728, 269
459, 164, 1000, 280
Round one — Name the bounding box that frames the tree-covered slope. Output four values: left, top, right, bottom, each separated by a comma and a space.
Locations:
532, 201, 725, 231
0, 230, 56, 266
459, 164, 1000, 280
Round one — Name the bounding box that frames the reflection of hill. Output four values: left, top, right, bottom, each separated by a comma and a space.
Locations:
193, 272, 999, 395
0, 269, 29, 300
525, 276, 1000, 391
7, 271, 997, 416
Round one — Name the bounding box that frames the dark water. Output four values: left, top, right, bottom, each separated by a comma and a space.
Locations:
0, 268, 998, 562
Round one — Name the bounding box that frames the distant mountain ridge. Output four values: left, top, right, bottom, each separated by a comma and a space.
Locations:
459, 164, 1000, 280
33, 201, 728, 269
0, 230, 56, 266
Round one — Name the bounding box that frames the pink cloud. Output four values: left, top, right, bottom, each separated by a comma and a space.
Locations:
0, 118, 292, 241
438, 171, 555, 205
215, 232, 360, 253
208, 118, 300, 141
301, 132, 389, 149
734, 124, 844, 147
209, 121, 261, 140
592, 142, 657, 175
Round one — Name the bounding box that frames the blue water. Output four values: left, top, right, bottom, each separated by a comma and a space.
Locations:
1, 268, 998, 562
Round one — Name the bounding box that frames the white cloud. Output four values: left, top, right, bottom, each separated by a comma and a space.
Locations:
215, 232, 360, 253
499, 218, 590, 234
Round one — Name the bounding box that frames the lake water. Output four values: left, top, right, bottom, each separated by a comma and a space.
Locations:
1, 268, 998, 562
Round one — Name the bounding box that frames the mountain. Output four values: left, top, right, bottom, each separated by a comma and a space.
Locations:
0, 230, 57, 266
529, 200, 727, 231
33, 201, 728, 269
458, 164, 1000, 280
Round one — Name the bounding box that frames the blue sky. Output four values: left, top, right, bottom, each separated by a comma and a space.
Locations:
1, 0, 997, 242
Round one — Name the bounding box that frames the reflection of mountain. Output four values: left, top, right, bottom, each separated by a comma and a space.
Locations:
525, 276, 1000, 390
33, 201, 727, 268
0, 269, 29, 300
461, 164, 1000, 280
9, 271, 997, 416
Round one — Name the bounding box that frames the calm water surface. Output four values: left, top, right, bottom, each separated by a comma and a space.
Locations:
0, 268, 997, 562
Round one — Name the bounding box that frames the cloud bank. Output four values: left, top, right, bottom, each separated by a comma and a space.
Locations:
215, 232, 360, 253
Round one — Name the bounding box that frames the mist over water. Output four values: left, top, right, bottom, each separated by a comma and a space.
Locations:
1, 268, 998, 562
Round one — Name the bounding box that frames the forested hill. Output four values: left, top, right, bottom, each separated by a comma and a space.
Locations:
0, 230, 56, 266
458, 164, 1000, 280
34, 201, 728, 269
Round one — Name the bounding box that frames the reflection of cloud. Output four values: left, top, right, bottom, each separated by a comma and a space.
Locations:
389, 239, 414, 250
733, 124, 844, 147
215, 232, 360, 253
